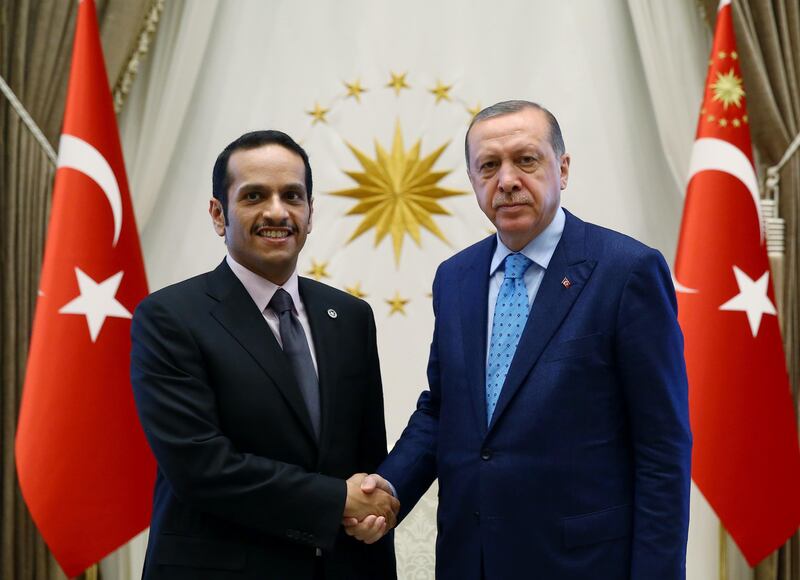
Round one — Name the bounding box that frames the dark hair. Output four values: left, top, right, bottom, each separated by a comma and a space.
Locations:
212, 130, 313, 220
464, 100, 565, 167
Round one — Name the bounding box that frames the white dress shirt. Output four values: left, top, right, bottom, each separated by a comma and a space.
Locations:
486, 206, 565, 360
226, 254, 318, 374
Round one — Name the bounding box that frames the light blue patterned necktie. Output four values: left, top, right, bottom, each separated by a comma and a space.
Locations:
486, 253, 533, 424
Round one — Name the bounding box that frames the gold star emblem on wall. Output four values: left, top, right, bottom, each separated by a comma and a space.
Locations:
345, 282, 367, 299
306, 259, 330, 280
387, 72, 411, 96
307, 102, 329, 124
467, 102, 482, 117
330, 121, 467, 265
711, 69, 745, 109
344, 79, 367, 102
386, 292, 409, 316
429, 80, 452, 103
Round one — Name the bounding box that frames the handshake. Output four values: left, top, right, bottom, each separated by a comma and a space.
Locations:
341, 473, 399, 544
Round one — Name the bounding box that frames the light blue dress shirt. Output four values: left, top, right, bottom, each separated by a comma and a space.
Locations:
486, 207, 565, 363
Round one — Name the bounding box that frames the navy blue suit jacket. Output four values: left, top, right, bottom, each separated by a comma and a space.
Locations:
380, 210, 691, 579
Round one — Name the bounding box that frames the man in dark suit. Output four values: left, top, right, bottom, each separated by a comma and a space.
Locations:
345, 101, 692, 579
131, 130, 398, 579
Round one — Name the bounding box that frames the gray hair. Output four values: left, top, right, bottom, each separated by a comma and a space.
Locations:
464, 100, 565, 167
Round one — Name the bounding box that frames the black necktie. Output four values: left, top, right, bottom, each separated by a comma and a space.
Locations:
269, 288, 320, 439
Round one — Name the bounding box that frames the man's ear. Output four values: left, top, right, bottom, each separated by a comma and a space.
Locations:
209, 198, 226, 237
559, 153, 571, 190
307, 198, 313, 234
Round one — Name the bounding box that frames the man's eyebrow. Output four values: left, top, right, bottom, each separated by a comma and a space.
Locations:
234, 183, 266, 195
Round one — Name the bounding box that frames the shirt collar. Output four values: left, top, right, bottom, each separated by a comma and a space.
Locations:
226, 254, 301, 313
489, 206, 565, 276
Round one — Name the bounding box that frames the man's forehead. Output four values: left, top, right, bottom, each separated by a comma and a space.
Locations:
469, 108, 549, 141
227, 148, 306, 195
469, 119, 549, 156
229, 145, 304, 178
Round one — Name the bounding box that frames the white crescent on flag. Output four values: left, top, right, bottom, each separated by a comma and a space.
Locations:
57, 133, 123, 246
686, 137, 762, 240
675, 137, 763, 295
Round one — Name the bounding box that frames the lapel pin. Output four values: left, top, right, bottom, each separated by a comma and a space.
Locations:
327, 308, 338, 319
561, 277, 572, 289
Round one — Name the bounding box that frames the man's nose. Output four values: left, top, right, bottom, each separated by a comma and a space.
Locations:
497, 163, 521, 193
262, 194, 290, 221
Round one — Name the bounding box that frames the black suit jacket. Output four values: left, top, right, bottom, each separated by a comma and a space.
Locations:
131, 260, 396, 579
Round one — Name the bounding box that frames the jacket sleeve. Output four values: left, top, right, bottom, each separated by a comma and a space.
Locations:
616, 248, 692, 579
130, 295, 345, 550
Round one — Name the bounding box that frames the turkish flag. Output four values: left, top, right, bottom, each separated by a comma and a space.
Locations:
676, 0, 800, 566
15, 0, 155, 576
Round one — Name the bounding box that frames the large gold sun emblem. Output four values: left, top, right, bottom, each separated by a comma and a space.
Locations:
330, 121, 467, 265
711, 68, 745, 109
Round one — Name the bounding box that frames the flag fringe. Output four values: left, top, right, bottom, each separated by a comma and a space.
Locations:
112, 0, 165, 114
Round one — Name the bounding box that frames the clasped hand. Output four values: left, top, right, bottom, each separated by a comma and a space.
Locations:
342, 473, 398, 544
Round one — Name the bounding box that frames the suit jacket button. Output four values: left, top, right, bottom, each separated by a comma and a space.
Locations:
473, 511, 480, 519
480, 448, 492, 460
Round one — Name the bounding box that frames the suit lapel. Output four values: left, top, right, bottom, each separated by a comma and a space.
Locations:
206, 261, 317, 444
458, 236, 496, 437
298, 277, 337, 459
488, 212, 597, 431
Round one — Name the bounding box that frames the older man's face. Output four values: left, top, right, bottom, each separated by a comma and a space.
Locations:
467, 108, 570, 251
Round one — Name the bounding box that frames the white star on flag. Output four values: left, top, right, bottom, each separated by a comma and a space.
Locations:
718, 265, 776, 338
59, 267, 132, 342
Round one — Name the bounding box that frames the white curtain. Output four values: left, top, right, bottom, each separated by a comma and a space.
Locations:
110, 1, 712, 578
627, 0, 711, 196
119, 0, 220, 231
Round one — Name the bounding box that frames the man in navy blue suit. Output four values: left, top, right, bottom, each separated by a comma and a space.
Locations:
345, 101, 692, 579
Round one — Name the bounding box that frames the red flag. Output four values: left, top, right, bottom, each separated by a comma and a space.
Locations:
676, 0, 800, 566
15, 0, 155, 575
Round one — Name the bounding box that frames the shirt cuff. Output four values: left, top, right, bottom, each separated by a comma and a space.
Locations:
384, 478, 398, 498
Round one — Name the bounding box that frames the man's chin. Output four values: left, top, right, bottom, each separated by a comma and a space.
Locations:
495, 218, 536, 235
235, 251, 297, 283
496, 222, 540, 250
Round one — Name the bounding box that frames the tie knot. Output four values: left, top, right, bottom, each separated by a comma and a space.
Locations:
503, 253, 532, 280
269, 288, 294, 314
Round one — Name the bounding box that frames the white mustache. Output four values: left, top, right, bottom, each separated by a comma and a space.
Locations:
492, 191, 533, 209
